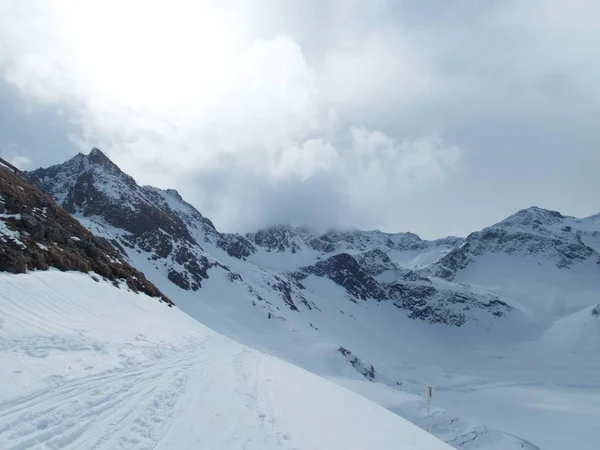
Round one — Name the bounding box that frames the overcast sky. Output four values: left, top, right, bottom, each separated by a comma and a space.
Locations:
1, 0, 598, 238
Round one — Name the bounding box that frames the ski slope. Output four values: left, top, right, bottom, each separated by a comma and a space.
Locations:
0, 271, 452, 450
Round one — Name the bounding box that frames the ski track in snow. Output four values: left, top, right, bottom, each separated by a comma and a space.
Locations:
0, 333, 288, 450
0, 341, 328, 450
0, 328, 294, 450
0, 337, 198, 450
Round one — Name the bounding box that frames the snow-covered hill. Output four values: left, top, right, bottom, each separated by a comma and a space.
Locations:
0, 271, 453, 450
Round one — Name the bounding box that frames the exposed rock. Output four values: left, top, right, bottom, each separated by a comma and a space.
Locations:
338, 347, 376, 381
0, 166, 172, 306
293, 253, 387, 301
355, 248, 397, 276
388, 281, 511, 326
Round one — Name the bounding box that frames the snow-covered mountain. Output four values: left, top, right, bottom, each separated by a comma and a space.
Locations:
22, 148, 600, 449
428, 206, 600, 280
27, 148, 515, 328
425, 205, 600, 322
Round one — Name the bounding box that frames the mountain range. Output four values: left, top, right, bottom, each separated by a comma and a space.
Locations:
9, 147, 600, 449
27, 148, 600, 329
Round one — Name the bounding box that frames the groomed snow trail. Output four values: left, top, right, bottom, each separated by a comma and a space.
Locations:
0, 271, 451, 450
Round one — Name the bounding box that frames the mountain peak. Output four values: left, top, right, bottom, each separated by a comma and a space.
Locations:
164, 188, 184, 201
89, 147, 105, 157
494, 206, 565, 230
86, 147, 122, 172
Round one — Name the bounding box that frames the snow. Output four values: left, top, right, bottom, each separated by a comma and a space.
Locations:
435, 383, 600, 450
0, 271, 452, 450
387, 247, 453, 270
0, 215, 24, 247
113, 254, 544, 448
536, 303, 600, 353
334, 379, 540, 450
454, 253, 600, 321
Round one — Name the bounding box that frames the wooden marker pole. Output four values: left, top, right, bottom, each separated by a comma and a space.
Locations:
426, 384, 434, 432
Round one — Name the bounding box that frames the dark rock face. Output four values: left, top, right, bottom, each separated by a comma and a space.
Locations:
428, 243, 473, 281
293, 253, 388, 301
592, 304, 600, 317
0, 166, 172, 306
217, 233, 256, 259
269, 276, 299, 311
247, 226, 305, 253
338, 347, 376, 381
387, 282, 511, 326
401, 270, 432, 284
354, 248, 397, 276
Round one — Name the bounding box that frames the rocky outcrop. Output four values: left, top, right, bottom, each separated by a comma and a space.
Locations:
338, 347, 376, 381
388, 282, 511, 326
293, 253, 388, 301
246, 225, 336, 254
354, 248, 398, 276
0, 166, 172, 306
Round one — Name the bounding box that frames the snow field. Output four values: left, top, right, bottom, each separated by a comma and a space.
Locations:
0, 271, 451, 450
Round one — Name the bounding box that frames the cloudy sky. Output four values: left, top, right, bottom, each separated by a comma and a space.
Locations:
1, 0, 598, 238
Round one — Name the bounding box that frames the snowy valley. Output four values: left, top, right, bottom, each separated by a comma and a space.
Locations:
1, 149, 599, 449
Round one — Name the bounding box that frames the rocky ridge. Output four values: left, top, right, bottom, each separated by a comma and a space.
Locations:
427, 206, 600, 281
0, 166, 172, 306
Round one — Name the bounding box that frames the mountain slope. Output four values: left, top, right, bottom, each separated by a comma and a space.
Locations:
0, 165, 170, 305
429, 206, 600, 280
0, 270, 453, 450
425, 206, 600, 321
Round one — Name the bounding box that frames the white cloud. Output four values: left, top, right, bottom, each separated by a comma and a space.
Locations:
0, 0, 464, 235
6, 1, 597, 237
